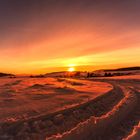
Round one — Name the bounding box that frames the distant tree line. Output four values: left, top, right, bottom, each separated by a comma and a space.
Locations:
87, 72, 101, 78
0, 73, 14, 77
30, 74, 45, 78
86, 72, 131, 78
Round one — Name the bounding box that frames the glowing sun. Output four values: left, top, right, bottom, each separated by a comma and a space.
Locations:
68, 67, 75, 72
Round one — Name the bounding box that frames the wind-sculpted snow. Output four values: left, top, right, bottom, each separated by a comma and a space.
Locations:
0, 77, 112, 123
47, 88, 137, 140
0, 82, 123, 140
124, 122, 140, 140
0, 77, 140, 140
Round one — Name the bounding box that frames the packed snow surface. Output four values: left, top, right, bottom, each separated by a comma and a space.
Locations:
0, 77, 112, 122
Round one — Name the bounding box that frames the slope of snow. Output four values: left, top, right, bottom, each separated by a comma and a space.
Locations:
0, 77, 112, 123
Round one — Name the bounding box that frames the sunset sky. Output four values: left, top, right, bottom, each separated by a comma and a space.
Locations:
0, 0, 140, 74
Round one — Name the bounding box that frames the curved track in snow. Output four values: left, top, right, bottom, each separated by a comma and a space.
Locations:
46, 79, 140, 140
0, 78, 140, 140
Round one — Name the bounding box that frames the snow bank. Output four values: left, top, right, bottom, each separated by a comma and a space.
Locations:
46, 91, 137, 140
124, 122, 140, 140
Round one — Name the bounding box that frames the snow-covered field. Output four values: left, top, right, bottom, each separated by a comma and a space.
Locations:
0, 77, 112, 123
0, 75, 140, 140
96, 74, 140, 80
